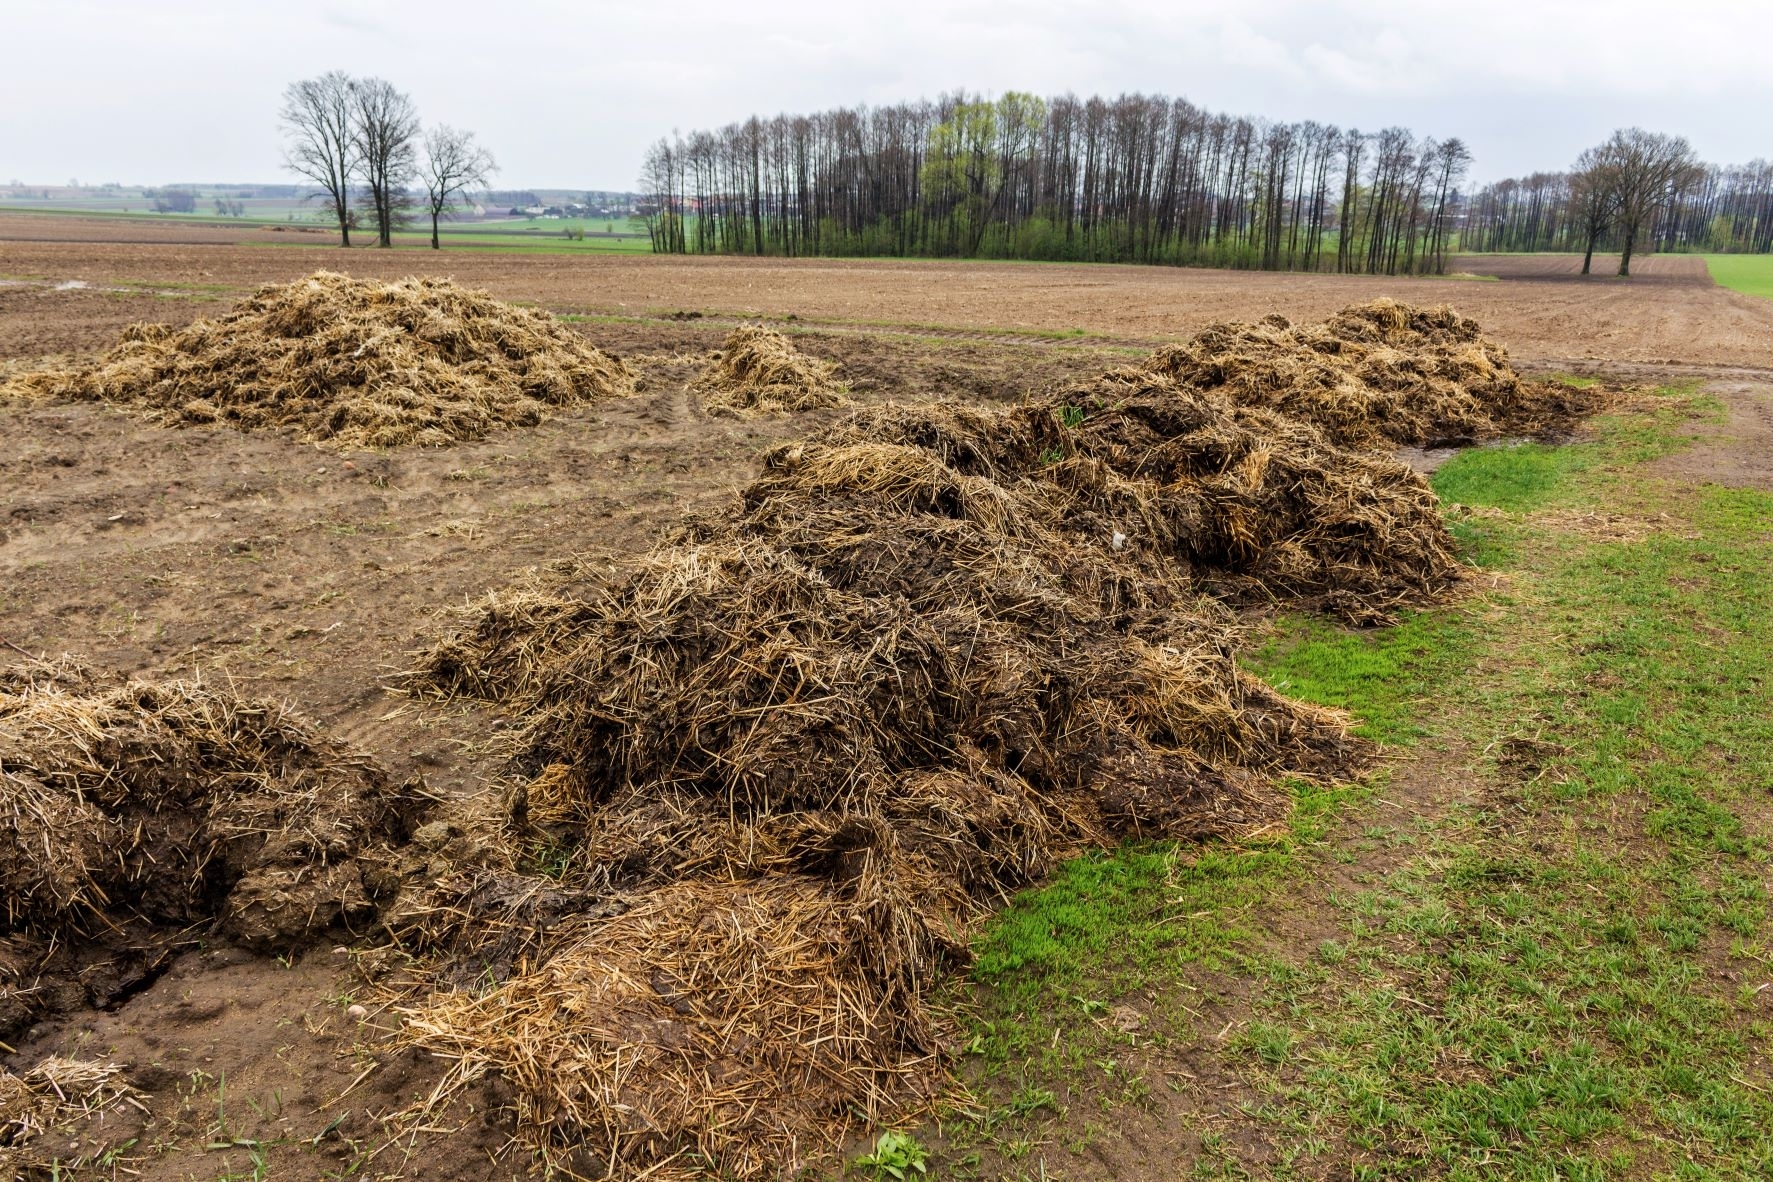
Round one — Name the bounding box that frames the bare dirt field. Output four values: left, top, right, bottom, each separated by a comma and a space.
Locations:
6, 214, 1773, 368
2, 215, 1770, 1180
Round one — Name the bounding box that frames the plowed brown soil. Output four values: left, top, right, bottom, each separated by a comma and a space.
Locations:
2, 212, 1770, 1180
5, 215, 1773, 368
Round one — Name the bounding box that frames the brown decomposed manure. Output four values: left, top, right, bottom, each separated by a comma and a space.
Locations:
1145, 298, 1596, 449
695, 324, 850, 415
391, 352, 1473, 1176
830, 367, 1462, 622
0, 271, 635, 447
401, 541, 1354, 1177
0, 657, 421, 1037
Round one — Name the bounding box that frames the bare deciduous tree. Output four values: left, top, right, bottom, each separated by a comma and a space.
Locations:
351, 77, 420, 248
640, 93, 1461, 274
1605, 128, 1701, 276
1570, 145, 1623, 275
1466, 151, 1773, 258
1424, 137, 1472, 274
420, 126, 497, 250
281, 71, 357, 246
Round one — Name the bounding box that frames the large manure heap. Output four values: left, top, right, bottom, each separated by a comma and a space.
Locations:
395, 353, 1464, 1176
1145, 298, 1590, 449
2, 271, 635, 447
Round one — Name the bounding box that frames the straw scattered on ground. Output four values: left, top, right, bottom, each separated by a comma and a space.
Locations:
0, 657, 421, 1037
695, 325, 850, 415
0, 271, 635, 447
1145, 298, 1597, 449
0, 1057, 137, 1179
388, 351, 1474, 1176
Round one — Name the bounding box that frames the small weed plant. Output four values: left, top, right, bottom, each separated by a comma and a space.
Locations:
851, 1130, 930, 1180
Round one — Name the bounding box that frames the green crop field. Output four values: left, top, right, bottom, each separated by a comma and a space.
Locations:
0, 201, 657, 254
245, 233, 655, 256
381, 227, 654, 254
451, 215, 645, 236
0, 202, 312, 227
1704, 254, 1773, 300
429, 218, 653, 253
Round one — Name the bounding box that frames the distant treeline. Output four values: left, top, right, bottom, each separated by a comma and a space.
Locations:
1466, 159, 1773, 255
137, 184, 304, 211
640, 92, 1470, 275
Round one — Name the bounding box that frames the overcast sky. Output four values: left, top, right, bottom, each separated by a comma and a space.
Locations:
5, 0, 1769, 190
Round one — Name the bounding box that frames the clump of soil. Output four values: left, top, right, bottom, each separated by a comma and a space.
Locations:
392, 356, 1467, 1176
696, 324, 850, 415
1145, 298, 1594, 449
0, 271, 635, 447
0, 657, 421, 1038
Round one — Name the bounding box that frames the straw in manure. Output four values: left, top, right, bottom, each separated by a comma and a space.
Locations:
382, 296, 1535, 1175
696, 325, 850, 415
1, 1058, 137, 1178
1145, 298, 1596, 450
826, 368, 1463, 623
1, 271, 636, 447
0, 657, 421, 1036
392, 363, 1420, 1175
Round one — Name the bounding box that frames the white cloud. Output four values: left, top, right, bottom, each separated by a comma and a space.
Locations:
0, 0, 1768, 187
1213, 17, 1305, 78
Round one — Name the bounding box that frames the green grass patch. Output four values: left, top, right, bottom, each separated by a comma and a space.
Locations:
1430, 384, 1709, 514
951, 571, 1480, 1103
1703, 254, 1773, 300
1429, 441, 1596, 511
249, 229, 656, 256
953, 774, 1371, 1089
1243, 609, 1476, 745
443, 215, 644, 237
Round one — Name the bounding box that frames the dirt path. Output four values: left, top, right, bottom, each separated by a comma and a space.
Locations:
1649, 377, 1773, 490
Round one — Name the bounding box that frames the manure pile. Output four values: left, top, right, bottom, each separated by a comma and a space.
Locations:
1146, 298, 1592, 449
696, 324, 850, 414
0, 271, 635, 447
397, 366, 1463, 1176
0, 658, 418, 1037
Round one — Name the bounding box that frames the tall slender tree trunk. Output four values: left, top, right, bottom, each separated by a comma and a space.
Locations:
1617, 229, 1635, 276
